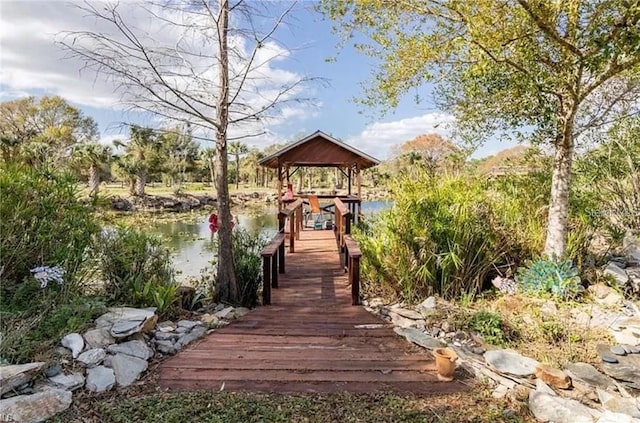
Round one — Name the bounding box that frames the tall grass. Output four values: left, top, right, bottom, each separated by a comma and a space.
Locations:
230, 228, 268, 308
357, 167, 597, 303
357, 173, 511, 301
95, 227, 177, 313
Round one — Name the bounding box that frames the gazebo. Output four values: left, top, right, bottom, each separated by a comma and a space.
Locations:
259, 130, 380, 215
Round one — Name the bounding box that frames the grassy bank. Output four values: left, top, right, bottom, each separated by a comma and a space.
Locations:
52, 385, 533, 423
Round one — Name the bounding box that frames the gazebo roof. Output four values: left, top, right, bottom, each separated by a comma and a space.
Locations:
259, 130, 380, 169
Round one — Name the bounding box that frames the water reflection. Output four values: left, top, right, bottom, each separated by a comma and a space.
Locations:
150, 201, 390, 283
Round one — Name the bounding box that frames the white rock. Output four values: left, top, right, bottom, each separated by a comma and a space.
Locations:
83, 327, 115, 349
155, 340, 176, 355
175, 326, 207, 349
597, 389, 640, 418
0, 362, 45, 395
391, 308, 423, 320
77, 348, 106, 368
540, 300, 558, 316
604, 262, 630, 287
107, 340, 154, 360
491, 384, 509, 399
597, 411, 640, 423
110, 320, 145, 338
214, 306, 235, 319
388, 311, 419, 328
623, 233, 640, 264
48, 372, 85, 391
536, 378, 557, 396
177, 320, 202, 330
484, 349, 540, 377
0, 389, 72, 422
418, 296, 437, 310
95, 307, 156, 328
85, 366, 115, 393
109, 353, 148, 387
232, 307, 250, 319
61, 333, 84, 358
156, 321, 176, 332
529, 391, 601, 423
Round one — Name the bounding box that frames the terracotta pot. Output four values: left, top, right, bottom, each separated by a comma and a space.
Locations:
434, 347, 458, 382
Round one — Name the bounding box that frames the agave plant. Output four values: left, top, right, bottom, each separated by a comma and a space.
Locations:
515, 258, 583, 299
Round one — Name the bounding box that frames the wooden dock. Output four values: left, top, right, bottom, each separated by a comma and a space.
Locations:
158, 229, 466, 394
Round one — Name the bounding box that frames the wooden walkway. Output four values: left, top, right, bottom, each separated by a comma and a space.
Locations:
158, 229, 467, 394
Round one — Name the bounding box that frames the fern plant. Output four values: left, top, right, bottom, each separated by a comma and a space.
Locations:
515, 258, 583, 298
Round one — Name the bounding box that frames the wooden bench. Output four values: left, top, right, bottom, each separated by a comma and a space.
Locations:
260, 233, 286, 305
344, 235, 362, 306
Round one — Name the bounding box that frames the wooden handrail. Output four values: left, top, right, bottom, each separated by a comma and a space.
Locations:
333, 197, 352, 253
278, 198, 303, 217
343, 234, 362, 305
260, 232, 286, 306
334, 197, 350, 216
278, 198, 303, 253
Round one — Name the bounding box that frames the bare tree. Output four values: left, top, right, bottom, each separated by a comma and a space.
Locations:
60, 0, 317, 304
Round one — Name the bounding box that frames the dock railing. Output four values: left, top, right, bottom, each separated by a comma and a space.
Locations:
261, 199, 303, 305
334, 197, 362, 305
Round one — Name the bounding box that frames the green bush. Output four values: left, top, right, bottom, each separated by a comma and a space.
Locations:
95, 227, 177, 313
357, 173, 511, 301
515, 258, 583, 298
230, 228, 268, 308
0, 164, 99, 291
465, 310, 516, 346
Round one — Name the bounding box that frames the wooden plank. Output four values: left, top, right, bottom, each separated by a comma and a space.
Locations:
161, 358, 435, 371
158, 224, 470, 394
159, 368, 436, 383
160, 380, 467, 395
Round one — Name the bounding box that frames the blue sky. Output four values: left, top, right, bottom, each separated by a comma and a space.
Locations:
0, 1, 514, 159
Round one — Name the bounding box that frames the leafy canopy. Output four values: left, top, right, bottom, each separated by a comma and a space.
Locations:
321, 0, 640, 144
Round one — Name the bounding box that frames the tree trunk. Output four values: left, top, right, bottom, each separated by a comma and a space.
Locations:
128, 178, 135, 196
214, 0, 238, 305
88, 164, 100, 197
235, 155, 240, 190
209, 158, 216, 188
544, 117, 576, 258
134, 171, 146, 197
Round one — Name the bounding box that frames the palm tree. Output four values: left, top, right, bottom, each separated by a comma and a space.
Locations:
202, 147, 216, 187
71, 143, 112, 197
228, 141, 248, 190
114, 126, 158, 196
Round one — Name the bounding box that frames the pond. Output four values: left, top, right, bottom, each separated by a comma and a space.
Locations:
150, 200, 392, 283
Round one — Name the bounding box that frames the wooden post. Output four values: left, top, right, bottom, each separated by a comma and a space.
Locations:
335, 206, 341, 244
277, 164, 282, 211
347, 167, 352, 195
295, 204, 302, 239
279, 240, 285, 273
345, 212, 351, 235
271, 253, 278, 288
356, 164, 362, 200
344, 239, 348, 271
351, 257, 361, 305
262, 256, 271, 305
289, 212, 295, 253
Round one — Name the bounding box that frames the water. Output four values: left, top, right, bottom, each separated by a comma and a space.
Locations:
150, 200, 391, 283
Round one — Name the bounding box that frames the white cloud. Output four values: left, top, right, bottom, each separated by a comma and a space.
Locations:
0, 1, 317, 142
347, 112, 456, 159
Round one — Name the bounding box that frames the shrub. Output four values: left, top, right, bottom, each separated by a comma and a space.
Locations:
0, 164, 98, 291
230, 228, 268, 308
465, 310, 515, 346
95, 227, 177, 313
515, 258, 583, 298
356, 173, 511, 302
